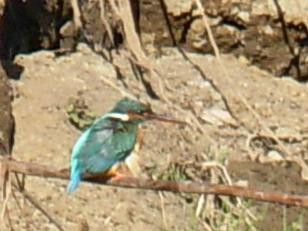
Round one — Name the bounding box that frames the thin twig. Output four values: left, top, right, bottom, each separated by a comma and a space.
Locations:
4, 158, 308, 208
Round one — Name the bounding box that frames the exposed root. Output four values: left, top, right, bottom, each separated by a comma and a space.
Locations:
109, 0, 152, 71
71, 0, 83, 31
99, 0, 115, 46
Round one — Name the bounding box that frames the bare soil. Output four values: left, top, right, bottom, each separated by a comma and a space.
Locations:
5, 44, 308, 230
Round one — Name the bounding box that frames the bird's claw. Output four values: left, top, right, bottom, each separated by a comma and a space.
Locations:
110, 171, 128, 181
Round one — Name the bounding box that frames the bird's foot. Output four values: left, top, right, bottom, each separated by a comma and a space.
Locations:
109, 171, 128, 181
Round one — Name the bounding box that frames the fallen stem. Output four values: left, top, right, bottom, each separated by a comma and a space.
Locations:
3, 159, 308, 208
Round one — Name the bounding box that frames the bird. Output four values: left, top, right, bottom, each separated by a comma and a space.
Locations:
67, 97, 184, 193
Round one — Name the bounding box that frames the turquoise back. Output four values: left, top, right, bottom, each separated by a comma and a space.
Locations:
71, 115, 138, 175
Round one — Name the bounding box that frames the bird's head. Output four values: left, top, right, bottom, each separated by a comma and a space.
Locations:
108, 98, 185, 125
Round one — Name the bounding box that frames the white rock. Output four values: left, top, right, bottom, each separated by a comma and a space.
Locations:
266, 150, 283, 161
201, 107, 236, 126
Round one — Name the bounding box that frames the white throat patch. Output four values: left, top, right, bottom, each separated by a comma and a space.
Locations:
106, 113, 130, 121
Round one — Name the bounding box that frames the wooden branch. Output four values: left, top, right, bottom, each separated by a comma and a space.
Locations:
3, 158, 308, 207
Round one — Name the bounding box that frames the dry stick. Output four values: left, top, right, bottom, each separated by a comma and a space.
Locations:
107, 0, 155, 99
110, 0, 165, 103
5, 159, 308, 208
118, 0, 152, 70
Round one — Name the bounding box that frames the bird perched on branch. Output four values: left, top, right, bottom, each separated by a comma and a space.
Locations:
67, 97, 184, 193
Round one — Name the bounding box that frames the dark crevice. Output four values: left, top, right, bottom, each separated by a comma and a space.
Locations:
219, 18, 247, 31
0, 60, 24, 80
0, 0, 67, 79
179, 15, 197, 44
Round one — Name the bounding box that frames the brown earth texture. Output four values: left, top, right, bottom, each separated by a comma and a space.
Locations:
0, 1, 308, 231
4, 45, 308, 231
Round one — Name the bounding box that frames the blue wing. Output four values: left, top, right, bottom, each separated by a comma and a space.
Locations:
67, 115, 137, 193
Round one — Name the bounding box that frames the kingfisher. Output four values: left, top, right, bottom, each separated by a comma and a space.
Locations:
67, 97, 184, 193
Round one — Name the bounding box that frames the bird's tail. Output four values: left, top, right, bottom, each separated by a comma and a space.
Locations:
67, 160, 81, 193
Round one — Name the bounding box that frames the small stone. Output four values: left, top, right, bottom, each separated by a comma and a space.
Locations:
237, 11, 250, 23
238, 55, 250, 65
234, 180, 249, 187
266, 150, 283, 161
190, 18, 205, 33
192, 39, 207, 50
164, 0, 193, 17
60, 21, 75, 37
77, 43, 92, 54
231, 6, 240, 16
262, 25, 274, 35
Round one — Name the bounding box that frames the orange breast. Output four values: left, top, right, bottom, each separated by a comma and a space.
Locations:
134, 126, 144, 153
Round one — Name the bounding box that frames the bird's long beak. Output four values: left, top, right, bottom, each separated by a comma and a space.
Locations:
143, 112, 187, 125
